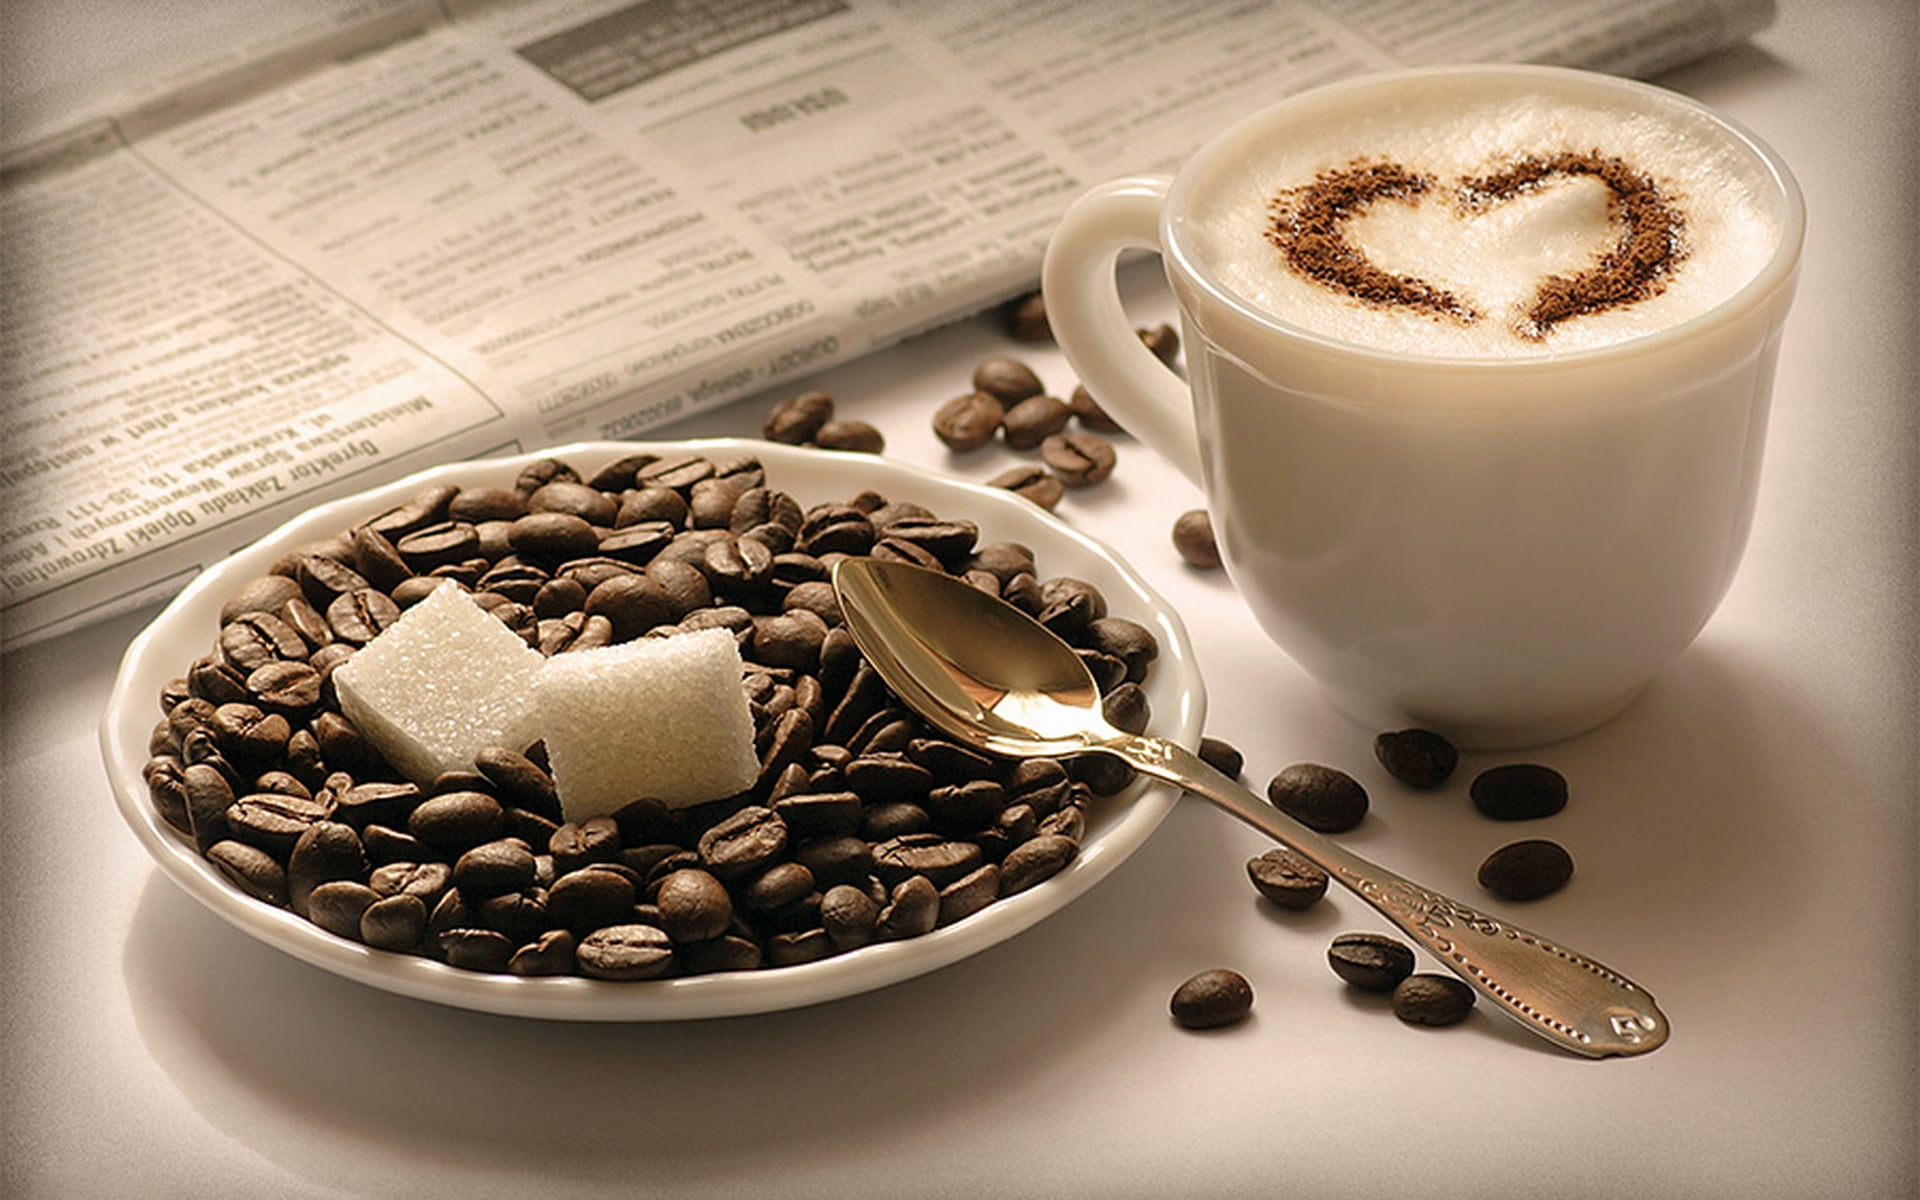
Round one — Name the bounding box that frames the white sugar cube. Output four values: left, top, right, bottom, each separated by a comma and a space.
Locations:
535, 627, 759, 822
332, 581, 545, 785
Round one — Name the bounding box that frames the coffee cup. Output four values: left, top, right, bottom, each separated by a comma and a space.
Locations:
1041, 64, 1804, 747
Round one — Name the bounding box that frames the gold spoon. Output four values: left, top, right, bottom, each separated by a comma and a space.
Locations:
832, 558, 1668, 1057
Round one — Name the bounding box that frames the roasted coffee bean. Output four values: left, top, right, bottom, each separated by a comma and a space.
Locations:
1067, 384, 1125, 434
453, 838, 537, 896
1001, 394, 1073, 450
871, 833, 980, 888
227, 791, 332, 856
741, 861, 815, 912
763, 390, 835, 444
1267, 763, 1368, 833
655, 868, 734, 942
1171, 969, 1253, 1030
448, 486, 526, 523
937, 864, 1000, 927
474, 747, 559, 818
308, 880, 379, 940
247, 660, 323, 715
813, 419, 885, 453
395, 521, 481, 572
1137, 322, 1179, 363
858, 800, 928, 840
362, 824, 431, 865
287, 822, 367, 917
1040, 432, 1116, 487
576, 923, 675, 981
584, 573, 674, 640
696, 806, 789, 879
296, 554, 371, 606
328, 583, 403, 641
932, 391, 1006, 451
188, 659, 250, 706
999, 290, 1051, 342
1245, 847, 1329, 910
548, 866, 637, 934
1393, 973, 1475, 1027
766, 928, 833, 966
679, 934, 764, 974
791, 836, 873, 889
549, 816, 622, 872
509, 511, 601, 561
844, 754, 933, 805
999, 833, 1078, 894
1102, 681, 1150, 734
507, 929, 578, 976
207, 840, 288, 906
355, 893, 425, 951
219, 612, 308, 672
820, 882, 880, 950
1069, 753, 1133, 796
183, 762, 235, 852
369, 860, 452, 902
1470, 764, 1568, 820
618, 486, 690, 529
1198, 736, 1243, 779
528, 480, 617, 525
1087, 617, 1157, 682
877, 874, 940, 939
1477, 839, 1574, 901
1327, 932, 1416, 992
771, 790, 864, 838
276, 595, 335, 651
146, 757, 191, 833
971, 356, 1044, 404
1172, 509, 1221, 569
409, 790, 505, 850
438, 927, 515, 973
636, 454, 714, 491
333, 781, 419, 830
221, 575, 305, 625
1374, 729, 1459, 790
597, 521, 675, 564
923, 779, 1005, 831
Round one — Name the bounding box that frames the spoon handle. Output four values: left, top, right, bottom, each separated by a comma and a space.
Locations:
1110, 735, 1669, 1058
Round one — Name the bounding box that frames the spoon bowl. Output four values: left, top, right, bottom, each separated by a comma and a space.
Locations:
833, 557, 1670, 1058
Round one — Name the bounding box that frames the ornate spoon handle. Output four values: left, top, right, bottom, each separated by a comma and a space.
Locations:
1111, 734, 1668, 1058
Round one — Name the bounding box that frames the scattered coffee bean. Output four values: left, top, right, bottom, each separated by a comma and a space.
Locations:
1197, 736, 1243, 779
1170, 968, 1254, 1030
1266, 762, 1368, 833
971, 356, 1044, 405
1067, 384, 1125, 434
998, 290, 1051, 342
1039, 432, 1116, 487
1470, 763, 1568, 820
1137, 322, 1180, 364
986, 465, 1064, 510
763, 391, 834, 444
1172, 509, 1221, 569
1326, 932, 1416, 992
932, 391, 1006, 452
812, 419, 885, 453
1392, 973, 1476, 1027
1373, 728, 1458, 790
1245, 847, 1329, 910
1001, 394, 1073, 450
1477, 839, 1574, 901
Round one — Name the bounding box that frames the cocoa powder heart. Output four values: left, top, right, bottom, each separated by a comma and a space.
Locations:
1266, 150, 1685, 340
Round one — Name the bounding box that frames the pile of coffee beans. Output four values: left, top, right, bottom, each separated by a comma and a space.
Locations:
142, 450, 1163, 981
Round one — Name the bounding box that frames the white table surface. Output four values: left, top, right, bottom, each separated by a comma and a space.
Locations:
3, 3, 1915, 1198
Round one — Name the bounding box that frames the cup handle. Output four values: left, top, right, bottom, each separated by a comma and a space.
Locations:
1041, 176, 1204, 487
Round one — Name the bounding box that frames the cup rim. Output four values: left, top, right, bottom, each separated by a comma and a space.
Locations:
1161, 62, 1807, 372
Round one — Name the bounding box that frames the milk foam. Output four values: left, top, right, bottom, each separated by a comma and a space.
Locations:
1179, 78, 1782, 358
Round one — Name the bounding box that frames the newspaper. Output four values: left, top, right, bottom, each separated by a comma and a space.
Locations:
0, 0, 1776, 649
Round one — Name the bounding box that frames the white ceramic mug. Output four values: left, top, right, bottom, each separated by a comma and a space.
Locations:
1042, 64, 1804, 747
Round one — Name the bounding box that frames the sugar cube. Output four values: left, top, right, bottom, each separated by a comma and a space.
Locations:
332, 581, 545, 785
535, 627, 759, 821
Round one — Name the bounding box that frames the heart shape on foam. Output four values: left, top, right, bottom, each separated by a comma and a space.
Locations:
1266, 151, 1685, 340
